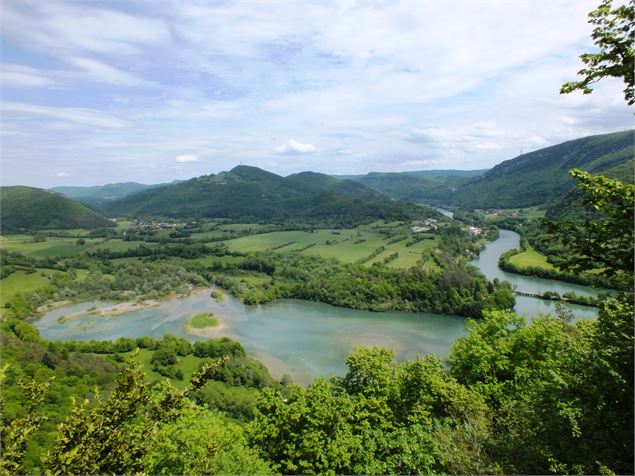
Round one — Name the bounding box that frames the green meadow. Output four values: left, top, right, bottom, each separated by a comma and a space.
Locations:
1, 222, 441, 285
221, 227, 438, 269
0, 235, 98, 257
0, 269, 59, 306
509, 244, 556, 271
0, 236, 157, 258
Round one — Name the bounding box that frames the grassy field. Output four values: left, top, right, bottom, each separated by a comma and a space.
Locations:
484, 206, 546, 221
0, 235, 101, 257
39, 228, 93, 237
509, 245, 556, 271
87, 239, 159, 253
190, 223, 268, 241
0, 269, 60, 306
0, 267, 94, 308
222, 228, 438, 269
1, 221, 441, 270
0, 235, 157, 258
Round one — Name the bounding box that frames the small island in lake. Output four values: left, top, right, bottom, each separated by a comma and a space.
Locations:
183, 312, 224, 338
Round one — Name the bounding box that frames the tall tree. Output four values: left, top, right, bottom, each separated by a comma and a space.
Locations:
560, 0, 635, 105
543, 168, 634, 287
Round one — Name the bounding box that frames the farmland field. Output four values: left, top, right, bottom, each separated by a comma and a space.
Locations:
0, 236, 158, 258
222, 228, 438, 269
0, 236, 100, 257
509, 244, 556, 271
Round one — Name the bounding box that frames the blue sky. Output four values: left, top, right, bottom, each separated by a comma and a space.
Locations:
0, 0, 632, 188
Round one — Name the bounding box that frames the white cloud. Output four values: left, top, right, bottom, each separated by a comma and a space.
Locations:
0, 0, 170, 55
175, 154, 199, 163
275, 140, 317, 155
66, 57, 150, 86
0, 64, 59, 88
1, 101, 128, 128
1, 0, 633, 187
54, 172, 69, 177
474, 142, 502, 151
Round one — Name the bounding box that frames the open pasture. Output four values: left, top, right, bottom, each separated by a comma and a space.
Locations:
0, 235, 156, 258
0, 235, 101, 257
0, 269, 60, 306
509, 245, 556, 271
222, 227, 438, 269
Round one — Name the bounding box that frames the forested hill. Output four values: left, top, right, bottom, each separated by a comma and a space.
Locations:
455, 129, 634, 208
337, 169, 487, 204
286, 171, 387, 202
0, 186, 115, 232
103, 166, 431, 225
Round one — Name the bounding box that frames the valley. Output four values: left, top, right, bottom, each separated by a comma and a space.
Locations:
2, 0, 634, 472
0, 131, 632, 475
30, 228, 599, 386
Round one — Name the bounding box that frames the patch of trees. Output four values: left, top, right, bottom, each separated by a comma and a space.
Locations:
2, 262, 210, 321
86, 242, 235, 260
210, 251, 514, 317
269, 241, 296, 251
381, 252, 399, 265
356, 246, 385, 264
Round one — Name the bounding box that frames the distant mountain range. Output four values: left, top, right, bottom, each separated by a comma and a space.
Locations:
453, 130, 633, 209
51, 181, 180, 207
100, 166, 432, 225
338, 170, 488, 204
8, 129, 631, 233
0, 186, 115, 232
334, 131, 633, 210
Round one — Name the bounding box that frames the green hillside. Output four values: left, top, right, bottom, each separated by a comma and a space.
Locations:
104, 166, 431, 225
286, 171, 387, 201
340, 170, 487, 203
0, 186, 115, 232
455, 130, 634, 209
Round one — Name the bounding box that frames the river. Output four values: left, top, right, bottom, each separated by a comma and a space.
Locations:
33, 229, 598, 384
471, 229, 597, 320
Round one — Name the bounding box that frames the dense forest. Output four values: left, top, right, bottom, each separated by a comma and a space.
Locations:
450, 130, 633, 208
340, 170, 486, 204
100, 166, 431, 226
0, 187, 115, 233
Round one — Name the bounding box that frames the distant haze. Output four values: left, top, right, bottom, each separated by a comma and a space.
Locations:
0, 0, 632, 188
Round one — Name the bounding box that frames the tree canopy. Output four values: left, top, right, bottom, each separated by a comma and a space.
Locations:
543, 168, 634, 287
561, 0, 635, 105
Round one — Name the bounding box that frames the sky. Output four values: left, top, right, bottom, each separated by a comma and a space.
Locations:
0, 0, 632, 188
